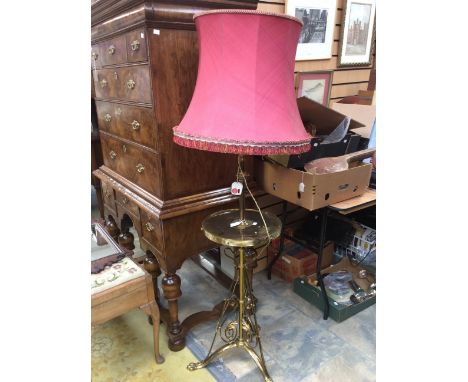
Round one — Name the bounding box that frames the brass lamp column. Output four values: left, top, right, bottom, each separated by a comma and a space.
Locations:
187, 155, 281, 382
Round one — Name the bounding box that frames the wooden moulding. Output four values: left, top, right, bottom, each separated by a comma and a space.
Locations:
92, 0, 260, 41
93, 167, 241, 220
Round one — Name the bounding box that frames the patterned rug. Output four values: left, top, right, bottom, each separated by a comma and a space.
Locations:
91, 310, 215, 382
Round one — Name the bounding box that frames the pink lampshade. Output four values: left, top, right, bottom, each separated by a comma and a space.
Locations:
173, 10, 311, 155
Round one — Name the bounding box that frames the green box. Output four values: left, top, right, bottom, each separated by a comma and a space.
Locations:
293, 277, 376, 322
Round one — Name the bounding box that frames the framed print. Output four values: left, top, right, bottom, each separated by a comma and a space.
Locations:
297, 71, 333, 106
286, 0, 337, 61
338, 0, 376, 66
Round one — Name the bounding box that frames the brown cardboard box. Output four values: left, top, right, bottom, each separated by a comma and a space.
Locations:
267, 239, 334, 283
269, 97, 364, 168
331, 103, 376, 139
254, 158, 372, 211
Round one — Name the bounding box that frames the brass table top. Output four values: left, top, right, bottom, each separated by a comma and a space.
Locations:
202, 209, 282, 248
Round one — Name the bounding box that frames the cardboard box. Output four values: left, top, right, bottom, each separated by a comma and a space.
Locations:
293, 257, 376, 322
270, 97, 365, 169
331, 103, 376, 139
267, 239, 334, 283
254, 158, 372, 212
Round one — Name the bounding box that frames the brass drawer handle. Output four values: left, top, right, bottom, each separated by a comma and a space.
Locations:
131, 120, 140, 130
108, 45, 115, 55
127, 79, 136, 89
122, 144, 127, 153
122, 196, 128, 204
91, 51, 98, 60
99, 79, 108, 88
145, 222, 154, 232
131, 40, 140, 51
104, 113, 112, 123
109, 150, 117, 160
136, 163, 145, 173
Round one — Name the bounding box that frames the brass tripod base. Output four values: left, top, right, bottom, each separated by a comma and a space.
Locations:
187, 340, 272, 382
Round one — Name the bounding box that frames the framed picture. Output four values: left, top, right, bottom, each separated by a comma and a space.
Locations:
286, 0, 337, 61
338, 0, 376, 66
297, 71, 333, 106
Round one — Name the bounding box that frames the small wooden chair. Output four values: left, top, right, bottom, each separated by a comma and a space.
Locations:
91, 256, 164, 364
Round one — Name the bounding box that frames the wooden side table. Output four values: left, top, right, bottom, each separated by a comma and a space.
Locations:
91, 223, 164, 364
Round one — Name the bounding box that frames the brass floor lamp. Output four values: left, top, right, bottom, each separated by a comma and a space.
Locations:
172, 10, 312, 381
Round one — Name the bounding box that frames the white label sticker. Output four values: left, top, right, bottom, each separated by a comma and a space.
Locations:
140, 32, 144, 39
153, 29, 160, 35
282, 256, 291, 264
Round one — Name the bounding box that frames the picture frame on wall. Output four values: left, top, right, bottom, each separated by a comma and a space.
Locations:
297, 71, 333, 106
338, 0, 376, 66
286, 0, 337, 61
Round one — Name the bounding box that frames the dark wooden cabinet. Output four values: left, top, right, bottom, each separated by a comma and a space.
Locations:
91, 0, 258, 351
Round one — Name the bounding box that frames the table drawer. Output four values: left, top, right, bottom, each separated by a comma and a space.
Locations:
126, 28, 148, 63
97, 35, 127, 67
140, 210, 163, 251
101, 181, 115, 206
115, 190, 140, 219
100, 133, 162, 197
95, 101, 156, 150
93, 65, 152, 104
91, 45, 102, 69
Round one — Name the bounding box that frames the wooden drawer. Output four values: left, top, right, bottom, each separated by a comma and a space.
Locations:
140, 210, 163, 251
115, 190, 140, 219
101, 181, 115, 206
100, 133, 162, 197
93, 65, 152, 103
126, 28, 148, 63
97, 35, 127, 67
95, 101, 156, 150
91, 45, 102, 69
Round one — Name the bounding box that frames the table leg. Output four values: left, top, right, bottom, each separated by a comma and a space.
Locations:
317, 208, 330, 320
143, 252, 161, 304
162, 273, 185, 351
267, 200, 288, 280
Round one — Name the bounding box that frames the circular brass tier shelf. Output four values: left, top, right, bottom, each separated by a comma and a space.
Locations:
202, 209, 282, 248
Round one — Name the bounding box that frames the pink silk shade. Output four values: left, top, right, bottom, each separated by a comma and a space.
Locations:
173, 10, 312, 155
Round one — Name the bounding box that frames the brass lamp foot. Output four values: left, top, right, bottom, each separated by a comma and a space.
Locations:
187, 246, 273, 382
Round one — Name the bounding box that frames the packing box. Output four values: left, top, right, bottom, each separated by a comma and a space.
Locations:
293, 257, 376, 322
269, 97, 364, 169
267, 239, 334, 283
331, 103, 376, 139
254, 158, 373, 212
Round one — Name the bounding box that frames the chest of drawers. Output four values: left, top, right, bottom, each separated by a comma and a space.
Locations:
91, 0, 258, 351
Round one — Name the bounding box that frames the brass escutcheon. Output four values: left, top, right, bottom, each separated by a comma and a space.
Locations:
127, 79, 136, 89
91, 51, 98, 60
131, 40, 140, 51
104, 113, 111, 122
108, 45, 115, 55
109, 150, 117, 160
136, 163, 145, 173
122, 144, 127, 153
99, 79, 108, 88
145, 222, 154, 232
122, 197, 128, 204
131, 120, 140, 130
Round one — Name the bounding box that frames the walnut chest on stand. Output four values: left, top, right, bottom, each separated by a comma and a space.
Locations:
91, 0, 259, 351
